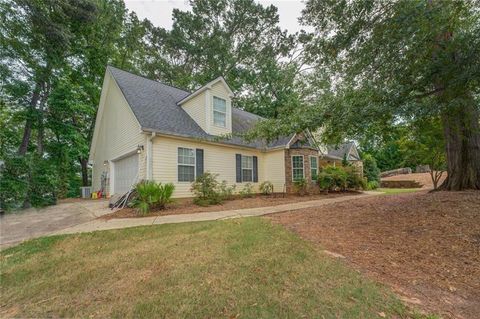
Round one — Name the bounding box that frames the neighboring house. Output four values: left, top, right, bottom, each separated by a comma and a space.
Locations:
89, 66, 359, 198
321, 142, 363, 172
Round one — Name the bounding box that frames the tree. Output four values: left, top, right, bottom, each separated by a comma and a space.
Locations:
306, 0, 480, 190
362, 154, 380, 184
250, 0, 479, 190
358, 126, 407, 172
0, 0, 143, 208
143, 0, 300, 119
0, 0, 97, 156
399, 118, 447, 189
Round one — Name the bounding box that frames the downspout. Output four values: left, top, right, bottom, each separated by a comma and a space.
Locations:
147, 132, 156, 180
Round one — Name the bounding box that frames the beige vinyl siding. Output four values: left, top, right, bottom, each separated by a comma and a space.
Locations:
181, 93, 207, 132
208, 81, 232, 136
152, 136, 285, 198
262, 149, 286, 193
91, 72, 146, 194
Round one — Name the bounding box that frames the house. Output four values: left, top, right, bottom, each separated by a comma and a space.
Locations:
89, 66, 360, 198
321, 142, 363, 171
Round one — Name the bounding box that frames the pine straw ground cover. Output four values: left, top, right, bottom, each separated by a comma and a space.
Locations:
101, 192, 359, 219
0, 218, 431, 318
268, 190, 480, 319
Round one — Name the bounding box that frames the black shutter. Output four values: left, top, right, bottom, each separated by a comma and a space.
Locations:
196, 149, 204, 177
253, 156, 258, 182
236, 154, 242, 182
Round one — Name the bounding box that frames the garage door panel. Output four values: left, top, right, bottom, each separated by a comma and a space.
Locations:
114, 154, 139, 194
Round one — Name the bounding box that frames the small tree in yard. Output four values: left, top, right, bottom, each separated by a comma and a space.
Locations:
400, 118, 447, 189
362, 154, 380, 184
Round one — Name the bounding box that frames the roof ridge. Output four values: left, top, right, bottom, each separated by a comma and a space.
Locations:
107, 65, 191, 95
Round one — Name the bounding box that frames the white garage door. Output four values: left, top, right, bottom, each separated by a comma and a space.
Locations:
114, 154, 139, 194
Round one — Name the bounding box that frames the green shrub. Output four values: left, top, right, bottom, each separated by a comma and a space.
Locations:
132, 180, 175, 215
259, 181, 274, 195
323, 166, 348, 190
362, 154, 381, 183
317, 165, 361, 192
191, 172, 222, 206
317, 172, 334, 192
239, 183, 254, 198
219, 180, 236, 200
367, 180, 379, 190
345, 166, 367, 190
293, 178, 307, 195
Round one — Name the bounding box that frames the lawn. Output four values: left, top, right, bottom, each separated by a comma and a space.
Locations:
1, 218, 422, 318
377, 188, 423, 195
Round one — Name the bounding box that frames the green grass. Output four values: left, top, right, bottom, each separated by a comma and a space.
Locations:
377, 188, 423, 195
1, 218, 429, 318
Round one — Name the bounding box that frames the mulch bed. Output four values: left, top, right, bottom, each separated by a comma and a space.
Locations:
99, 192, 360, 220
267, 190, 480, 319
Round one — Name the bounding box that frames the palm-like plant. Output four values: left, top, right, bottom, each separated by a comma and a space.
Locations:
132, 181, 175, 215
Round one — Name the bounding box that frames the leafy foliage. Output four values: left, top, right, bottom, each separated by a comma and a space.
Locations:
366, 181, 379, 190
317, 165, 365, 192
362, 154, 381, 184
399, 118, 447, 189
293, 178, 307, 196
317, 166, 348, 192
259, 181, 274, 195
131, 180, 174, 215
239, 183, 254, 198
191, 172, 221, 206
345, 166, 367, 191
218, 180, 236, 201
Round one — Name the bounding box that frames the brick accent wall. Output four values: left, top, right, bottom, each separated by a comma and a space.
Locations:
285, 148, 321, 194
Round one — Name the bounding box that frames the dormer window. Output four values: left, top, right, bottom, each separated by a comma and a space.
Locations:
213, 96, 226, 127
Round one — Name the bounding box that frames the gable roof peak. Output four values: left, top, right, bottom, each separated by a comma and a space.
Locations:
177, 76, 234, 105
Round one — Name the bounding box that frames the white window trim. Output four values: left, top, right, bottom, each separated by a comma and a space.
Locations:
241, 155, 253, 183
310, 156, 318, 181
212, 96, 227, 128
291, 155, 304, 181
177, 147, 196, 183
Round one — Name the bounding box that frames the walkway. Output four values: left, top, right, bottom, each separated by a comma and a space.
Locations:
1, 192, 381, 249
53, 192, 380, 236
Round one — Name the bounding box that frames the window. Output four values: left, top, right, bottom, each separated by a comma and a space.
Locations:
292, 156, 304, 181
310, 156, 318, 181
241, 155, 253, 182
178, 147, 195, 182
213, 96, 227, 127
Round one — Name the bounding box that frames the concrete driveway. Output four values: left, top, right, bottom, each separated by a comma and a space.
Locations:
0, 200, 111, 249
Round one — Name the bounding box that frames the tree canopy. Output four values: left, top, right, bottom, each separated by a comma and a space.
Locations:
1, 0, 479, 210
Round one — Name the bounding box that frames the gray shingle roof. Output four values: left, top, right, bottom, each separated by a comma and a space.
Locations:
108, 66, 291, 149
327, 142, 360, 161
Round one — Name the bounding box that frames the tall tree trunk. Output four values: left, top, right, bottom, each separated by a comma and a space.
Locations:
79, 158, 89, 186
18, 83, 41, 155
36, 86, 49, 155
439, 102, 480, 190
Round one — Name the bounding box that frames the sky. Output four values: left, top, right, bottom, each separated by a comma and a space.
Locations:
124, 0, 308, 33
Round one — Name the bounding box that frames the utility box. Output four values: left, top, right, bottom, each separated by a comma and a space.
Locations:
80, 186, 92, 199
